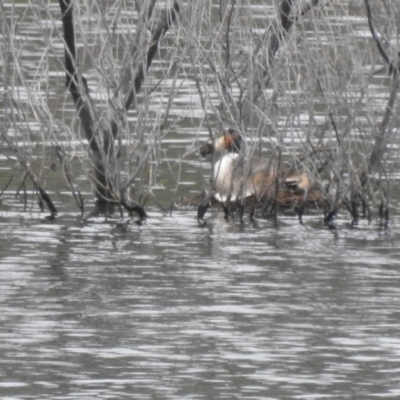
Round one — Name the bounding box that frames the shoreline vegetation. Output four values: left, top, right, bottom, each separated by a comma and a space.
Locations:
1, 1, 399, 228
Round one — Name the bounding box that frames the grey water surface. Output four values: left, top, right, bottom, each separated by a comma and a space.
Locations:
1, 1, 400, 399
1, 210, 400, 400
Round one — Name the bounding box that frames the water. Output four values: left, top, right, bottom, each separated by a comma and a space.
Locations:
1, 1, 400, 399
1, 210, 400, 399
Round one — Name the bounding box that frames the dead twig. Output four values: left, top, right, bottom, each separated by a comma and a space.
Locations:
1, 127, 57, 217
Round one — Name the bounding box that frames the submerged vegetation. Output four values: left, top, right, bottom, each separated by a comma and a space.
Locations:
1, 0, 399, 227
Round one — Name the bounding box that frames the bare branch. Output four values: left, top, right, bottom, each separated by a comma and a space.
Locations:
125, 1, 180, 111
369, 70, 399, 170
241, 0, 319, 125
364, 0, 400, 171
1, 127, 57, 217
59, 0, 112, 203
364, 0, 397, 73
224, 0, 236, 68
56, 146, 84, 217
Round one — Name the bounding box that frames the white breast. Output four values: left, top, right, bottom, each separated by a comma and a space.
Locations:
213, 153, 246, 202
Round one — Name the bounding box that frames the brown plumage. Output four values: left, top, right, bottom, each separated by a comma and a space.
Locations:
200, 129, 323, 210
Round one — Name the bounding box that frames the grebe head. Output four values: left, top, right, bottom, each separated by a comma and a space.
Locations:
200, 129, 242, 158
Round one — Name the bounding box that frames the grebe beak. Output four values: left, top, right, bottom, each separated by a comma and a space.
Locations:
181, 147, 198, 159
172, 146, 198, 167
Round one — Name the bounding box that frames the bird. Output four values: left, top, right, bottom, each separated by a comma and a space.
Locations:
200, 129, 313, 204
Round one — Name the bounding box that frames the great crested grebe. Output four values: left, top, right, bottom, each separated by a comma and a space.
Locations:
200, 129, 313, 204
